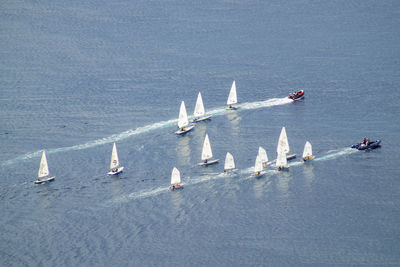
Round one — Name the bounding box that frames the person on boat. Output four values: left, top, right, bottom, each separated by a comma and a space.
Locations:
366, 138, 370, 145
204, 159, 208, 164
363, 137, 367, 145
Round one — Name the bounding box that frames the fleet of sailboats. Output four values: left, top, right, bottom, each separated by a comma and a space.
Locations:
34, 151, 55, 184
108, 142, 124, 175
176, 101, 195, 135
32, 84, 317, 187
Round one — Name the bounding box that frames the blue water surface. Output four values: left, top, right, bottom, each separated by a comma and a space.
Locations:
1, 0, 399, 265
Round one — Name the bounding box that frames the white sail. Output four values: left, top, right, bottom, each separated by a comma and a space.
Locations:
254, 155, 263, 173
276, 152, 288, 168
302, 141, 313, 159
178, 101, 189, 129
170, 167, 181, 185
201, 134, 213, 161
193, 92, 205, 118
224, 152, 235, 170
258, 146, 268, 164
38, 151, 49, 178
110, 142, 120, 170
226, 80, 237, 105
277, 127, 290, 154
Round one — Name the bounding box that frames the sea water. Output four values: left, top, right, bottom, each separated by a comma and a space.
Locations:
1, 0, 400, 265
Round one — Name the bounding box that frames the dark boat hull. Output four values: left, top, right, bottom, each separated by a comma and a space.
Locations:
351, 140, 381, 150
288, 90, 305, 100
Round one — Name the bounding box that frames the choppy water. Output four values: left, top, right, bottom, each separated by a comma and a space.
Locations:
1, 0, 400, 265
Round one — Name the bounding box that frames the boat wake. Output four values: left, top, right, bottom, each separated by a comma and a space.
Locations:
108, 147, 358, 204
2, 97, 292, 167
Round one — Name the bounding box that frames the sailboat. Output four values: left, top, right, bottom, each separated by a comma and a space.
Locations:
169, 167, 183, 190
198, 133, 219, 166
226, 80, 238, 109
253, 155, 266, 177
276, 151, 289, 171
175, 101, 195, 135
224, 152, 236, 173
192, 92, 211, 122
302, 141, 315, 162
258, 146, 269, 167
107, 142, 124, 175
276, 127, 296, 160
34, 151, 55, 184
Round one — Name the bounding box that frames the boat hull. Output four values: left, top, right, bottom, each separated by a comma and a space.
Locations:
175, 125, 195, 135
34, 176, 55, 184
288, 90, 305, 100
192, 116, 211, 123
276, 167, 289, 171
351, 140, 381, 150
108, 167, 124, 175
198, 159, 219, 166
226, 105, 238, 110
302, 156, 315, 162
169, 184, 184, 190
253, 171, 266, 178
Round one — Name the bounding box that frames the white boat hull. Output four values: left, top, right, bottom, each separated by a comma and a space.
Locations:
108, 167, 124, 175
34, 176, 55, 184
175, 125, 195, 135
198, 159, 219, 166
226, 106, 238, 110
192, 115, 211, 123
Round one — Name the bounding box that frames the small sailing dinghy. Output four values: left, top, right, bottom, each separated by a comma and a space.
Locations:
276, 127, 296, 160
224, 152, 236, 173
107, 142, 124, 175
258, 146, 269, 167
253, 155, 266, 177
169, 167, 183, 190
34, 151, 55, 184
192, 92, 211, 122
226, 80, 238, 109
302, 141, 315, 162
198, 133, 219, 166
176, 101, 195, 135
276, 152, 289, 171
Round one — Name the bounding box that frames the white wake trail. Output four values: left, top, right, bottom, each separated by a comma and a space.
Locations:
2, 97, 292, 166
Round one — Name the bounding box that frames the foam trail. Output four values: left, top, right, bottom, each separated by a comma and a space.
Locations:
107, 147, 359, 205
2, 97, 292, 167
